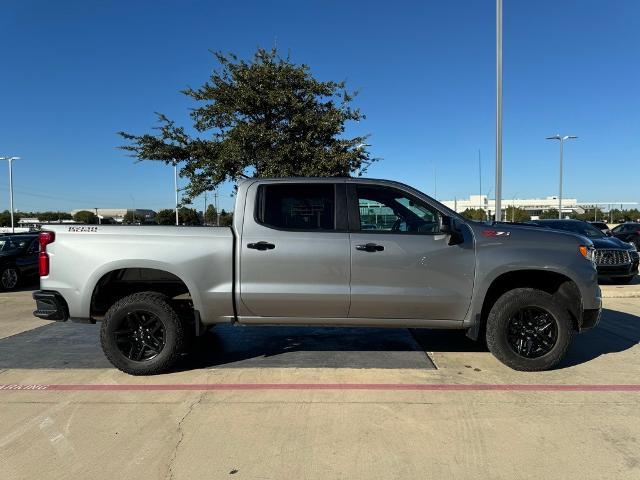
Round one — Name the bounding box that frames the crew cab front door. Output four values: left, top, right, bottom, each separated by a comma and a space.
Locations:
347, 183, 475, 321
239, 181, 351, 319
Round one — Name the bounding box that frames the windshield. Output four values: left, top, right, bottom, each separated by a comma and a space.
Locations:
540, 221, 605, 239
0, 237, 32, 252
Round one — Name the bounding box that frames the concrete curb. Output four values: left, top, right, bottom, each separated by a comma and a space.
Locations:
601, 285, 640, 299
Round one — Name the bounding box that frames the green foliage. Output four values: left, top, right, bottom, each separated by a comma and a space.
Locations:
504, 206, 531, 223
218, 209, 233, 227
460, 208, 486, 221
155, 208, 201, 225
122, 210, 154, 224
156, 209, 176, 225
119, 47, 373, 204
538, 209, 560, 219
570, 207, 605, 222
73, 210, 97, 224
0, 210, 20, 227
603, 208, 640, 223
178, 207, 201, 225
204, 204, 218, 225
36, 211, 73, 222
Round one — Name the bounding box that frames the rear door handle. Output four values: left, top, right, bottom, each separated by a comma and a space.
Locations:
355, 243, 384, 252
247, 241, 275, 251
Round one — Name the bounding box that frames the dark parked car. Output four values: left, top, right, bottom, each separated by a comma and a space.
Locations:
531, 220, 639, 284
0, 234, 40, 290
611, 222, 640, 250
588, 221, 611, 236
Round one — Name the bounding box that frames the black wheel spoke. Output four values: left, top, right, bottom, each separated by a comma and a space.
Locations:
507, 307, 558, 359
114, 310, 165, 362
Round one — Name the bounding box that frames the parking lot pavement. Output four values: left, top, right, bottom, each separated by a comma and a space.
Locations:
1, 291, 639, 479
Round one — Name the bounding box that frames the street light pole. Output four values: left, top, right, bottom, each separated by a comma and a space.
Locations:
174, 163, 179, 226
0, 156, 21, 233
546, 135, 578, 219
495, 0, 503, 222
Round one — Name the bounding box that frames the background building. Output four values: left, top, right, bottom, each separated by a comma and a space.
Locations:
71, 208, 156, 223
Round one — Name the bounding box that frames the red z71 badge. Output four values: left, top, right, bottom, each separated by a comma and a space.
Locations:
482, 230, 511, 237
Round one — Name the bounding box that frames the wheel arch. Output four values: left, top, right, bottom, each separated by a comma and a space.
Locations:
473, 269, 583, 339
89, 265, 198, 320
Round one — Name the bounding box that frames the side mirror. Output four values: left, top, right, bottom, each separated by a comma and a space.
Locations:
440, 215, 453, 234
606, 231, 612, 237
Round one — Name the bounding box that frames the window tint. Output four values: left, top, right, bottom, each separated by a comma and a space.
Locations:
259, 184, 336, 231
356, 186, 440, 234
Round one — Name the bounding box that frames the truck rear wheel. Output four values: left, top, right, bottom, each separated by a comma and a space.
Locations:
486, 288, 573, 371
100, 292, 185, 375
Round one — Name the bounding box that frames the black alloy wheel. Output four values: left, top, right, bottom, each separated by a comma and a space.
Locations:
113, 310, 166, 362
506, 307, 558, 359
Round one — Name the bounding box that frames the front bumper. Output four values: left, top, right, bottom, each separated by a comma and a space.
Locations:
596, 250, 639, 278
33, 290, 69, 321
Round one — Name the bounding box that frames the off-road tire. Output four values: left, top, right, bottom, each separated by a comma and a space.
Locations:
100, 292, 185, 375
486, 288, 573, 371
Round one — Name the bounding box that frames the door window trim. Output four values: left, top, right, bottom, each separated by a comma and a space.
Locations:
346, 183, 443, 235
254, 182, 348, 233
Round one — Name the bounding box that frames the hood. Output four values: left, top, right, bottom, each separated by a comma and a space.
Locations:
466, 221, 594, 247
591, 235, 635, 250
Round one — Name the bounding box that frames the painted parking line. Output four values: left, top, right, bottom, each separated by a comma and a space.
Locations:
1, 383, 640, 392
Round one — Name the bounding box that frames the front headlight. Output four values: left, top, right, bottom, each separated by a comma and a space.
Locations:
629, 242, 637, 251
579, 245, 596, 263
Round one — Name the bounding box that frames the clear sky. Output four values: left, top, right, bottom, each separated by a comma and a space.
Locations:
1, 0, 638, 213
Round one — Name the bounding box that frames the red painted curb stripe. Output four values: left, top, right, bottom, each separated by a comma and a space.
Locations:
1, 384, 640, 392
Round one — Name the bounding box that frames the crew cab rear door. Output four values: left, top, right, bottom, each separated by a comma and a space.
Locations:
347, 183, 475, 320
239, 181, 351, 319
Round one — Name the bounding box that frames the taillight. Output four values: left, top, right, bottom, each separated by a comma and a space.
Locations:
39, 231, 55, 277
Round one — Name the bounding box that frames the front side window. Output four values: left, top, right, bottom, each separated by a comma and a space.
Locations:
356, 185, 440, 234
258, 184, 336, 231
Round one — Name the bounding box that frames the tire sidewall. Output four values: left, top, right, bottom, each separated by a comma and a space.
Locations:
486, 289, 573, 371
101, 294, 182, 375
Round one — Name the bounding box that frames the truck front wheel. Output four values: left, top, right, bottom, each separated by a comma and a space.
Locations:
100, 292, 185, 375
486, 288, 573, 371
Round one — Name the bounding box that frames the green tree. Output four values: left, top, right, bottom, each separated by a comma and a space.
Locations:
119, 47, 373, 203
538, 209, 560, 219
218, 209, 233, 227
204, 204, 219, 225
571, 207, 605, 222
156, 209, 175, 225
460, 208, 486, 221
504, 206, 531, 223
38, 211, 73, 222
0, 210, 19, 227
73, 210, 97, 224
178, 207, 201, 225
155, 208, 201, 225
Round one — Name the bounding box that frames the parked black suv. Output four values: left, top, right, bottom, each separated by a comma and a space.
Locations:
531, 220, 639, 284
611, 222, 640, 250
0, 234, 40, 290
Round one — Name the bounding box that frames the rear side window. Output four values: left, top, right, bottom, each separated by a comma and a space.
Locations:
257, 184, 336, 231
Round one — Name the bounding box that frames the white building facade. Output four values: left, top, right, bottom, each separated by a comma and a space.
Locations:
441, 195, 582, 219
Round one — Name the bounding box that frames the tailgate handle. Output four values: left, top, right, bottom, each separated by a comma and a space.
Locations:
355, 243, 384, 252
247, 241, 275, 251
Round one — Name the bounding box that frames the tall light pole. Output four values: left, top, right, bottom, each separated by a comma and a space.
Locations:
495, 0, 503, 221
546, 135, 578, 219
478, 149, 482, 209
174, 163, 179, 226
0, 156, 21, 233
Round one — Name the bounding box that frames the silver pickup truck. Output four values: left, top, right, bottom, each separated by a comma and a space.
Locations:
33, 178, 602, 374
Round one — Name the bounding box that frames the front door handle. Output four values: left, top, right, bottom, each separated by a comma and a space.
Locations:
355, 243, 384, 252
247, 241, 275, 251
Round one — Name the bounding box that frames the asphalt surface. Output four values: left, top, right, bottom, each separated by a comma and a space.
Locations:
0, 323, 435, 370
1, 288, 639, 480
